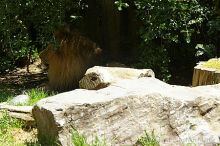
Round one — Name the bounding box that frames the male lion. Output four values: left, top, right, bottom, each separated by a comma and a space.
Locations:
40, 27, 102, 92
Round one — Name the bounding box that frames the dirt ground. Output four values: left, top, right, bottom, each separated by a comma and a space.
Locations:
0, 59, 46, 145
11, 128, 38, 144
0, 59, 47, 95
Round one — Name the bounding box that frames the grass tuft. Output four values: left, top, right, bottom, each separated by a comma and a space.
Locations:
72, 129, 89, 146
72, 129, 160, 146
137, 130, 160, 146
72, 129, 107, 146
0, 111, 23, 132
26, 88, 49, 105
11, 88, 53, 106
0, 111, 40, 146
0, 111, 24, 145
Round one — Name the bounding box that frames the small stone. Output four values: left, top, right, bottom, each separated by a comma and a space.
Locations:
10, 94, 30, 105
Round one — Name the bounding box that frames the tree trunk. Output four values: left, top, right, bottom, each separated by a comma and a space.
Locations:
84, 0, 120, 60
83, 0, 139, 63
192, 62, 220, 86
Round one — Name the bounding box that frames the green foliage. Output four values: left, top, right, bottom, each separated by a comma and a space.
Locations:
26, 88, 49, 105
72, 129, 89, 146
208, 16, 220, 38
13, 88, 53, 106
137, 130, 160, 146
0, 111, 41, 146
114, 0, 129, 11
0, 0, 33, 72
72, 129, 107, 146
0, 111, 23, 133
133, 42, 171, 81
72, 129, 161, 146
195, 44, 216, 58
0, 0, 83, 73
129, 0, 216, 81
0, 111, 23, 144
134, 0, 213, 43
0, 0, 219, 83
1, 86, 52, 106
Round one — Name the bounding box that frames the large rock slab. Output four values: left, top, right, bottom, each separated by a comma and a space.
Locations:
32, 77, 220, 146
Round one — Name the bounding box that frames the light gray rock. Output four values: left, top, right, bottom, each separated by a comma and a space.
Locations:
10, 94, 30, 105
79, 66, 155, 90
32, 78, 220, 146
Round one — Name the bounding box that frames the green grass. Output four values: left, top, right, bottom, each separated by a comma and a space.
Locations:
202, 58, 220, 70
72, 129, 160, 146
137, 130, 160, 146
25, 88, 50, 105
0, 111, 26, 145
8, 88, 55, 106
25, 88, 57, 105
0, 111, 23, 133
72, 129, 107, 146
0, 114, 161, 146
0, 86, 50, 105
0, 111, 41, 146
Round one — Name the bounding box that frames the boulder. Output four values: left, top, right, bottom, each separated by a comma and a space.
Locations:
79, 66, 155, 89
32, 77, 220, 146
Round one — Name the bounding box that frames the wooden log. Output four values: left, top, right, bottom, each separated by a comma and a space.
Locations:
8, 112, 34, 122
0, 105, 33, 113
192, 62, 220, 87
79, 66, 155, 90
0, 105, 35, 128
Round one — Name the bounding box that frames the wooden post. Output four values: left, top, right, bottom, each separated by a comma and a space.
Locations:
192, 62, 220, 86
